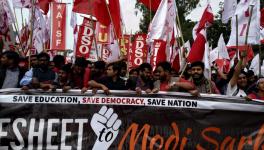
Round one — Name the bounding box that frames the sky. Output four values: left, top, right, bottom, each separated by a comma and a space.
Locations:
8, 0, 224, 50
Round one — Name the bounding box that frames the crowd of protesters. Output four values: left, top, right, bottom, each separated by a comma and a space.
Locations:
0, 50, 264, 100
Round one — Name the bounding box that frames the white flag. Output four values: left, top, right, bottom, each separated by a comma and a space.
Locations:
12, 0, 31, 8
249, 54, 259, 75
218, 34, 230, 60
222, 0, 237, 23
33, 28, 44, 53
227, 0, 260, 46
210, 47, 219, 64
203, 42, 211, 79
147, 0, 176, 43
0, 0, 15, 35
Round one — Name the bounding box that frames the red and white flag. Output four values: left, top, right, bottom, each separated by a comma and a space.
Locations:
227, 0, 260, 46
222, 0, 237, 23
32, 27, 44, 53
50, 2, 67, 50
138, 0, 161, 11
0, 0, 15, 35
195, 4, 214, 36
75, 18, 95, 59
187, 29, 207, 63
147, 0, 177, 43
12, 0, 31, 8
100, 41, 120, 63
129, 34, 148, 69
150, 39, 167, 71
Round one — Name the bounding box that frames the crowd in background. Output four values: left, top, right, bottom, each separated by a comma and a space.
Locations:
1, 50, 264, 100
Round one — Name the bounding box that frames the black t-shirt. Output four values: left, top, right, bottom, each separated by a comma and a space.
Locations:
33, 68, 56, 83
98, 76, 128, 90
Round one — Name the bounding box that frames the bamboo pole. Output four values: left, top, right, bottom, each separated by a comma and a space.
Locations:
12, 7, 24, 53
236, 15, 238, 59
244, 5, 254, 45
259, 44, 262, 77
104, 0, 122, 53
29, 0, 36, 68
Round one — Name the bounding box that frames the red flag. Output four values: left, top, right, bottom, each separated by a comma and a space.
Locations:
196, 5, 214, 35
261, 8, 264, 27
93, 0, 121, 37
138, 0, 161, 11
150, 39, 167, 71
129, 34, 148, 69
50, 3, 67, 50
227, 45, 254, 62
72, 0, 94, 15
76, 18, 95, 59
187, 29, 207, 63
96, 23, 111, 44
37, 0, 52, 15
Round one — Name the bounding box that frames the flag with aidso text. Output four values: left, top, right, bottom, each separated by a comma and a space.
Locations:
129, 34, 148, 69
50, 3, 67, 50
76, 18, 95, 59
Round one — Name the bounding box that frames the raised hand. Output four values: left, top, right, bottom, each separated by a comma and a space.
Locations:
91, 106, 122, 150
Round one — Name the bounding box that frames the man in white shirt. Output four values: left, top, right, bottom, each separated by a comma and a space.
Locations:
226, 51, 247, 97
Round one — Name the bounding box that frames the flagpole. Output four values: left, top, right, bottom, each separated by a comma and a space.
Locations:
149, 0, 152, 20
236, 15, 238, 59
12, 7, 24, 53
29, 0, 36, 68
21, 8, 24, 27
244, 5, 254, 45
104, 0, 122, 52
259, 45, 262, 77
176, 12, 185, 47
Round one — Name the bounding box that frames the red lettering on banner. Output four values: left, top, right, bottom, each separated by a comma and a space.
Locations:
76, 18, 95, 59
51, 3, 66, 50
129, 34, 148, 69
119, 123, 264, 150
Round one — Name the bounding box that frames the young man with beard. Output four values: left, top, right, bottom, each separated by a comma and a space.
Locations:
152, 61, 196, 93
190, 61, 220, 94
31, 52, 57, 91
134, 63, 154, 94
81, 60, 106, 93
88, 62, 127, 94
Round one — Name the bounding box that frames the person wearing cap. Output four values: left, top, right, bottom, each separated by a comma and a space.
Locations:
248, 78, 264, 100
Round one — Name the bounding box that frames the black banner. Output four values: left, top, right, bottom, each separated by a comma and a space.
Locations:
0, 90, 264, 150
